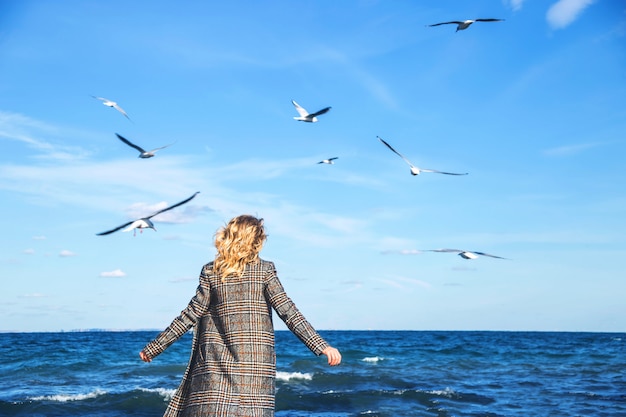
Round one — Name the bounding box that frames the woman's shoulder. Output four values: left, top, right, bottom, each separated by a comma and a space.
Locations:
258, 258, 275, 269
200, 261, 215, 276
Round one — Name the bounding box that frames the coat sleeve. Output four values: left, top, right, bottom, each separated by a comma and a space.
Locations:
142, 265, 212, 360
264, 262, 329, 356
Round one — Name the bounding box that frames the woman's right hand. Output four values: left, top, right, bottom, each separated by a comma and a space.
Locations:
321, 346, 341, 366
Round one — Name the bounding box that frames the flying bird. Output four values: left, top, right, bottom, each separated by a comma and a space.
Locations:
115, 133, 174, 158
96, 192, 200, 236
377, 136, 467, 176
91, 95, 132, 121
428, 19, 504, 32
317, 157, 338, 165
292, 100, 331, 122
424, 249, 507, 260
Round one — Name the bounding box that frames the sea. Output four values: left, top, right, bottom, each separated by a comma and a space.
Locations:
0, 330, 624, 417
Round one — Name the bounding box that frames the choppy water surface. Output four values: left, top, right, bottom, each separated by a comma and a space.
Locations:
0, 331, 624, 416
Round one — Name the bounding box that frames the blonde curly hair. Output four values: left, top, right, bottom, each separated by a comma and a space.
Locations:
213, 215, 267, 279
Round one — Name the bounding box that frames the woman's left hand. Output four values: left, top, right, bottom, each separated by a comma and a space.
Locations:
139, 350, 151, 363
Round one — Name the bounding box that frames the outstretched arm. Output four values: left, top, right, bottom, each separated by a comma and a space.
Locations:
139, 266, 212, 361
265, 263, 340, 365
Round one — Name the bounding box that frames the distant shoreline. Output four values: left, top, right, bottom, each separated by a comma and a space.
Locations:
1, 329, 624, 334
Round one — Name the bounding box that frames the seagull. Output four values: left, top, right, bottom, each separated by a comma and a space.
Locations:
96, 192, 200, 236
424, 249, 507, 260
377, 136, 467, 176
91, 95, 132, 121
428, 19, 504, 32
317, 157, 338, 165
115, 133, 174, 159
292, 100, 331, 122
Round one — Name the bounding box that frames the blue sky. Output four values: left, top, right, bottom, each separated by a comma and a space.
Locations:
1, 0, 624, 332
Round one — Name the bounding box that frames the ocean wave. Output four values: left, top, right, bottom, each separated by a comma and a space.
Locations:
276, 371, 313, 381
27, 389, 106, 402
362, 356, 384, 363
427, 387, 457, 397
138, 387, 175, 401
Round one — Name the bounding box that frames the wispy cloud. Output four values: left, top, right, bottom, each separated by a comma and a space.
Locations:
99, 269, 126, 278
397, 276, 431, 288
318, 46, 398, 109
547, 0, 596, 30
32, 235, 46, 240
451, 266, 477, 272
381, 249, 422, 255
542, 142, 603, 156
59, 250, 77, 257
340, 279, 363, 293
376, 276, 431, 290
168, 276, 196, 283
20, 293, 47, 298
506, 0, 526, 12
23, 248, 35, 255
0, 111, 91, 161
0, 113, 387, 251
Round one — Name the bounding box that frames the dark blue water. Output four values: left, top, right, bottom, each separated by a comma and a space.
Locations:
0, 331, 624, 416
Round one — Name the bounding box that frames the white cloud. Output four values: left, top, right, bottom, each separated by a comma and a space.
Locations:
59, 250, 77, 257
547, 0, 596, 30
32, 235, 46, 240
99, 269, 126, 278
23, 248, 35, 255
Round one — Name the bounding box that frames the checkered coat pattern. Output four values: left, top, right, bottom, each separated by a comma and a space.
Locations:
142, 259, 330, 417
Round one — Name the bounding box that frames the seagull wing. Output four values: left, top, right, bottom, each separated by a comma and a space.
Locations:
149, 141, 176, 153
420, 168, 468, 176
291, 100, 310, 117
96, 220, 135, 236
116, 134, 146, 153
473, 251, 507, 259
328, 157, 338, 161
426, 248, 463, 254
475, 18, 504, 22
378, 136, 414, 166
428, 21, 464, 27
91, 95, 109, 102
146, 191, 200, 220
112, 104, 131, 120
392, 249, 423, 255
309, 106, 331, 118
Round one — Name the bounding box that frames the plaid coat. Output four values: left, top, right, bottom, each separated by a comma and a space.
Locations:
142, 259, 330, 417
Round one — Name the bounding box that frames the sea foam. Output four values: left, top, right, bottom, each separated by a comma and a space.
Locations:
28, 389, 106, 402
362, 356, 384, 363
276, 371, 313, 381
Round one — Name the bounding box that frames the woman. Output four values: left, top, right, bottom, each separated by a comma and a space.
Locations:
140, 215, 341, 417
